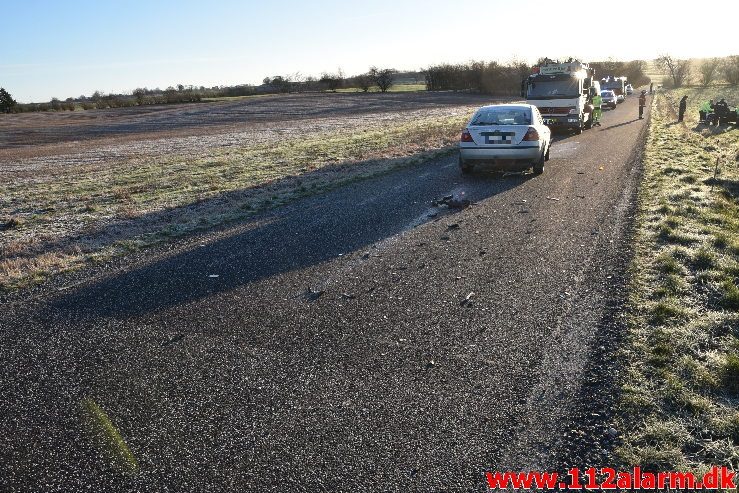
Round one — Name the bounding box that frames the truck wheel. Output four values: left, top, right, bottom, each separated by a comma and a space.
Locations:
533, 151, 545, 175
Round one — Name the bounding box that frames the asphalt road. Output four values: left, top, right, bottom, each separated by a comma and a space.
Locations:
0, 96, 649, 492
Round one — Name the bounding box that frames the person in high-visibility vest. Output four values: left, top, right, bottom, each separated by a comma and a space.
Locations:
699, 100, 713, 122
591, 92, 603, 127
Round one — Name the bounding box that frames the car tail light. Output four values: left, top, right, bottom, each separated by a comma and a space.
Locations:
522, 127, 539, 141
461, 129, 473, 142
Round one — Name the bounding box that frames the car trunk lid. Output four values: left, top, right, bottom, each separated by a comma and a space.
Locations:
467, 125, 529, 146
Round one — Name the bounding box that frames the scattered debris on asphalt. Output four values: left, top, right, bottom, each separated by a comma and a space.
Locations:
162, 334, 185, 347
546, 197, 560, 201
460, 292, 475, 307
303, 288, 324, 302
208, 274, 219, 278
446, 198, 471, 209
447, 223, 460, 230
431, 196, 449, 206
432, 195, 471, 209
341, 293, 356, 300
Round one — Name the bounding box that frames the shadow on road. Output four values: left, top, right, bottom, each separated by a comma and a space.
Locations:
46, 154, 529, 319
601, 119, 640, 131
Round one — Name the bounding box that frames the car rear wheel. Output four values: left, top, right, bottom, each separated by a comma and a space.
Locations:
532, 150, 545, 175
544, 143, 550, 161
459, 156, 473, 174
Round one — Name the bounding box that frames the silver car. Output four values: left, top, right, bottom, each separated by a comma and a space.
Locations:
459, 104, 552, 175
601, 90, 617, 109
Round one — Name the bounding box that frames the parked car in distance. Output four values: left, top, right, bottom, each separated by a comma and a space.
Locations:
601, 90, 618, 109
459, 104, 552, 175
625, 84, 634, 95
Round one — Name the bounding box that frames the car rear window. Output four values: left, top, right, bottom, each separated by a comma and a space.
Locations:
471, 107, 532, 126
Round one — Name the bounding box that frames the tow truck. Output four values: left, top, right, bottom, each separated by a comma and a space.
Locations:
522, 59, 599, 134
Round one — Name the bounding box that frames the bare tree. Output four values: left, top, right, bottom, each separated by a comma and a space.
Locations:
699, 58, 721, 87
267, 76, 291, 93
508, 57, 532, 82
133, 88, 147, 105
320, 70, 344, 92
369, 67, 396, 93
355, 73, 372, 92
656, 54, 691, 87
721, 55, 739, 85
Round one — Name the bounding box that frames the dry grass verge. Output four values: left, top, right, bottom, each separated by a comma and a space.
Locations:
617, 86, 739, 474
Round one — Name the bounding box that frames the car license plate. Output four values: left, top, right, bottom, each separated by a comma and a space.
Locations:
543, 118, 554, 125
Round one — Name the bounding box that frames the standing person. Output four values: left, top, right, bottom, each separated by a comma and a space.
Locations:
639, 90, 647, 119
649, 82, 654, 94
591, 90, 603, 126
714, 98, 729, 125
699, 100, 713, 122
678, 95, 688, 122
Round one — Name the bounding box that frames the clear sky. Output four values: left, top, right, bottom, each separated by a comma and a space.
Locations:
2, 0, 737, 102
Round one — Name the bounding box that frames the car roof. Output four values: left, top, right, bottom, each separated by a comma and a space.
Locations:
476, 103, 535, 111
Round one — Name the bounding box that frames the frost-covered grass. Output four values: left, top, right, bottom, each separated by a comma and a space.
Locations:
618, 86, 739, 473
0, 107, 475, 291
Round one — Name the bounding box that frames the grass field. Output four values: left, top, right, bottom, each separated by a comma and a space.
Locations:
617, 86, 739, 473
335, 83, 427, 93
0, 97, 479, 291
203, 84, 427, 100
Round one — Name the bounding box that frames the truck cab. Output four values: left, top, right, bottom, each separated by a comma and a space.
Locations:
601, 76, 627, 102
522, 60, 597, 134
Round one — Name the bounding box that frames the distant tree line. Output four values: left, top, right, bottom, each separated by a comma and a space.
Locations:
423, 60, 531, 94
3, 66, 404, 113
3, 56, 737, 114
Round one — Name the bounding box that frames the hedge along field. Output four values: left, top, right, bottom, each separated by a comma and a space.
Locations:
0, 104, 479, 292
617, 86, 739, 473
